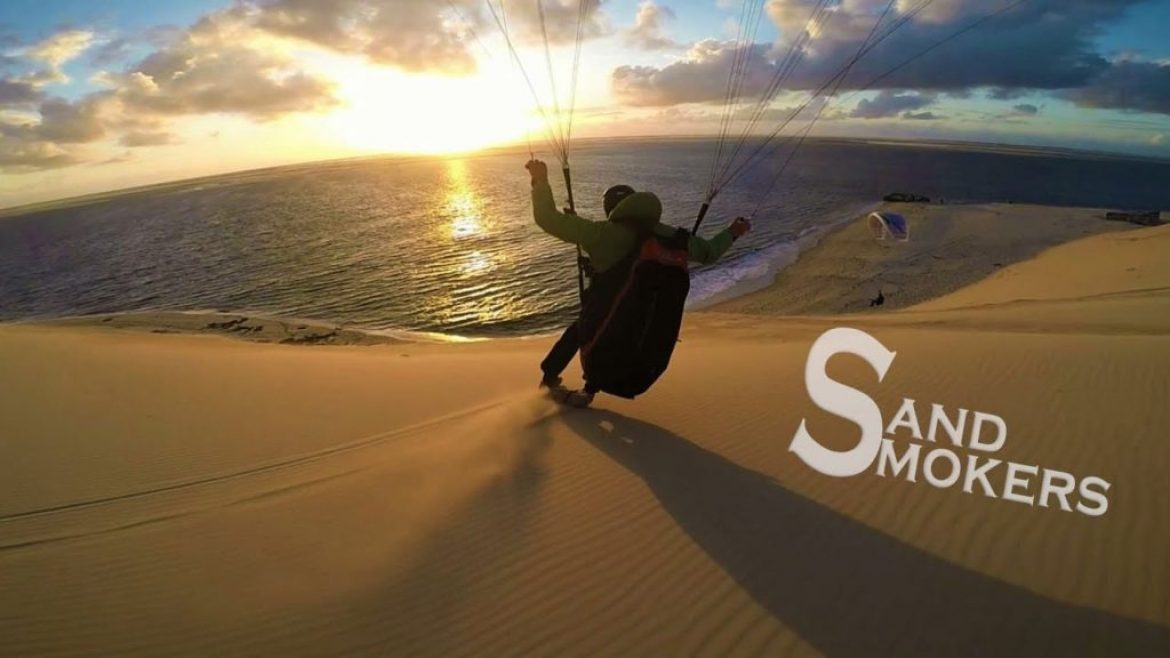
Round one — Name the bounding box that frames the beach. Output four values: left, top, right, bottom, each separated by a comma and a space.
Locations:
2, 203, 1168, 656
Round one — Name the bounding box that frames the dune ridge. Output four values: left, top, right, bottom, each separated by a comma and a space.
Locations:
2, 205, 1168, 656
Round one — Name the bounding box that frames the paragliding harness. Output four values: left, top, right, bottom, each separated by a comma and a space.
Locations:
577, 226, 691, 399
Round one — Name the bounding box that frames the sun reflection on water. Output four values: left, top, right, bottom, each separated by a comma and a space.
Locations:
462, 250, 492, 275
434, 159, 520, 326
444, 159, 487, 240
436, 289, 522, 327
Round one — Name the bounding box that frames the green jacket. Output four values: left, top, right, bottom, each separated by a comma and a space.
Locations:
531, 181, 736, 273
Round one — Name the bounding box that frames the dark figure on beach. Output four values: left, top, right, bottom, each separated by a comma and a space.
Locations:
528, 159, 749, 406
870, 289, 885, 307
538, 185, 632, 392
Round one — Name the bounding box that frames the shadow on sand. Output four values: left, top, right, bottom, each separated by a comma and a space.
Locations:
564, 409, 1170, 657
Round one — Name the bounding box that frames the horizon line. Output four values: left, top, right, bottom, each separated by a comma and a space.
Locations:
4, 133, 1169, 217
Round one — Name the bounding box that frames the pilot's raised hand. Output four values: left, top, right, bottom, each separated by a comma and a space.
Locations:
525, 159, 549, 187
729, 217, 752, 240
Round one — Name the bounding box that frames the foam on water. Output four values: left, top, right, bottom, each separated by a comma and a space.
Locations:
686, 202, 875, 310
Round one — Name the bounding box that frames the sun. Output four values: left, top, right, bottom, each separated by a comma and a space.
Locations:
322, 61, 537, 155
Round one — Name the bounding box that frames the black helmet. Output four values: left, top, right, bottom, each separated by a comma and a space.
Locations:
603, 184, 636, 218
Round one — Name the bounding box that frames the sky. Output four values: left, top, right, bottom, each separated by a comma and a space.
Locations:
1, 0, 1169, 208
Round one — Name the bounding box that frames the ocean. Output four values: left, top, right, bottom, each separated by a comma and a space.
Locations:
3, 137, 1168, 338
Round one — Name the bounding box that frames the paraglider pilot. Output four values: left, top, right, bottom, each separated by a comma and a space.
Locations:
526, 158, 751, 405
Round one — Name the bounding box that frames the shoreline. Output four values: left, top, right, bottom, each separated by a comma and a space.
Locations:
9, 201, 1145, 345
14, 310, 490, 346
711, 202, 1142, 317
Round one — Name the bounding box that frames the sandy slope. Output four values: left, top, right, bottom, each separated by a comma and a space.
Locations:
1, 208, 1168, 656
43, 311, 407, 345
714, 203, 1134, 316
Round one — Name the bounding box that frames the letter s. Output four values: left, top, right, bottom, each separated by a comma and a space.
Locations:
790, 328, 897, 477
1076, 476, 1111, 517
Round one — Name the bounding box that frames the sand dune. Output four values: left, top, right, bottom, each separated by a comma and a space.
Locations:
714, 203, 1136, 316
43, 311, 407, 345
2, 206, 1168, 656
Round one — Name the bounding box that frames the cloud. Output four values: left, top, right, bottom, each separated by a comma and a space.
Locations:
2, 7, 337, 173
492, 0, 612, 46
90, 37, 134, 66
1151, 133, 1165, 146
25, 29, 95, 68
613, 39, 775, 106
19, 68, 70, 86
109, 8, 337, 120
984, 102, 1041, 121
251, 0, 609, 74
624, 1, 683, 51
254, 0, 477, 74
903, 111, 942, 120
1064, 59, 1170, 115
0, 77, 42, 106
5, 0, 619, 176
850, 90, 935, 119
0, 94, 110, 144
18, 29, 96, 85
33, 95, 109, 143
118, 130, 177, 147
84, 24, 185, 70
770, 0, 1137, 91
0, 32, 105, 172
94, 150, 135, 166
0, 134, 79, 171
611, 0, 1156, 111
988, 87, 1027, 100
640, 97, 823, 125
